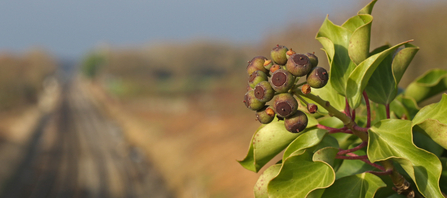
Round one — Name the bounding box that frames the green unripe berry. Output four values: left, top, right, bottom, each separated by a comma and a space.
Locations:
270, 45, 288, 65
306, 52, 318, 68
307, 67, 329, 88
254, 81, 274, 103
284, 110, 308, 133
247, 56, 268, 75
273, 93, 298, 118
256, 106, 276, 124
269, 69, 295, 93
248, 70, 267, 88
286, 54, 312, 77
244, 90, 266, 111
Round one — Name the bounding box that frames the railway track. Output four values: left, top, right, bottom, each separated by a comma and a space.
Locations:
0, 78, 173, 198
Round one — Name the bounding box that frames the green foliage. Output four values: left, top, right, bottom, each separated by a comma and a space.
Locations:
81, 52, 105, 79
239, 1, 447, 197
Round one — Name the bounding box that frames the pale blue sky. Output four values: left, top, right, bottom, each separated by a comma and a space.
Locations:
0, 0, 439, 59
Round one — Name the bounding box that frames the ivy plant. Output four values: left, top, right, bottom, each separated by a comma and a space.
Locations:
239, 1, 447, 197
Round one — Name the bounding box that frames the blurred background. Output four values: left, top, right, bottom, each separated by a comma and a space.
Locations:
0, 0, 446, 197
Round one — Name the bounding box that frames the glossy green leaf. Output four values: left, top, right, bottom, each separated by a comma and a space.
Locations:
309, 135, 340, 155
307, 189, 325, 198
322, 173, 386, 198
238, 120, 301, 172
318, 116, 344, 128
316, 1, 376, 97
283, 128, 327, 161
308, 80, 346, 114
412, 94, 447, 150
268, 151, 335, 198
413, 119, 447, 151
389, 95, 419, 120
440, 157, 447, 194
254, 164, 281, 198
316, 17, 358, 96
313, 147, 339, 168
368, 119, 443, 198
346, 15, 373, 66
412, 93, 447, 125
357, 0, 377, 15
405, 69, 447, 104
366, 43, 419, 105
346, 40, 412, 109
412, 124, 445, 157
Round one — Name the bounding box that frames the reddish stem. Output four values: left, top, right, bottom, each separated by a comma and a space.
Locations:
317, 124, 353, 134
353, 125, 369, 133
386, 104, 390, 119
329, 129, 353, 134
345, 98, 351, 117
338, 141, 367, 155
317, 124, 345, 131
347, 153, 386, 171
351, 109, 356, 121
336, 155, 369, 160
363, 91, 371, 128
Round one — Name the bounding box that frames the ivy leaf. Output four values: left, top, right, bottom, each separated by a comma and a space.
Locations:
404, 69, 447, 104
389, 95, 420, 120
413, 119, 447, 151
412, 93, 447, 125
268, 151, 335, 198
412, 94, 447, 150
254, 164, 281, 198
368, 119, 443, 198
313, 147, 339, 168
346, 40, 413, 109
365, 43, 419, 105
283, 128, 327, 161
412, 124, 445, 157
440, 157, 447, 194
316, 14, 372, 97
238, 120, 302, 172
306, 80, 345, 114
322, 172, 386, 198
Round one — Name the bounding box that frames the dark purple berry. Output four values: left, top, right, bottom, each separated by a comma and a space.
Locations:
286, 54, 312, 77
269, 69, 295, 93
273, 93, 298, 118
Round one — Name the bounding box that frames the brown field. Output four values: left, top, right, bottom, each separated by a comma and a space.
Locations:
87, 79, 277, 198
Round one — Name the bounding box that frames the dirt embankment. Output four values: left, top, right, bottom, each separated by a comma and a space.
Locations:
0, 77, 60, 192
86, 80, 275, 198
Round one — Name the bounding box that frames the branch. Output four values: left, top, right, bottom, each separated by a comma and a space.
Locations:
386, 104, 390, 119
363, 91, 371, 127
336, 155, 368, 160
346, 153, 385, 171
337, 141, 367, 155
295, 91, 368, 141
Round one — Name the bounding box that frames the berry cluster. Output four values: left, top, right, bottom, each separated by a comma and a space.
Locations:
243, 45, 329, 133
